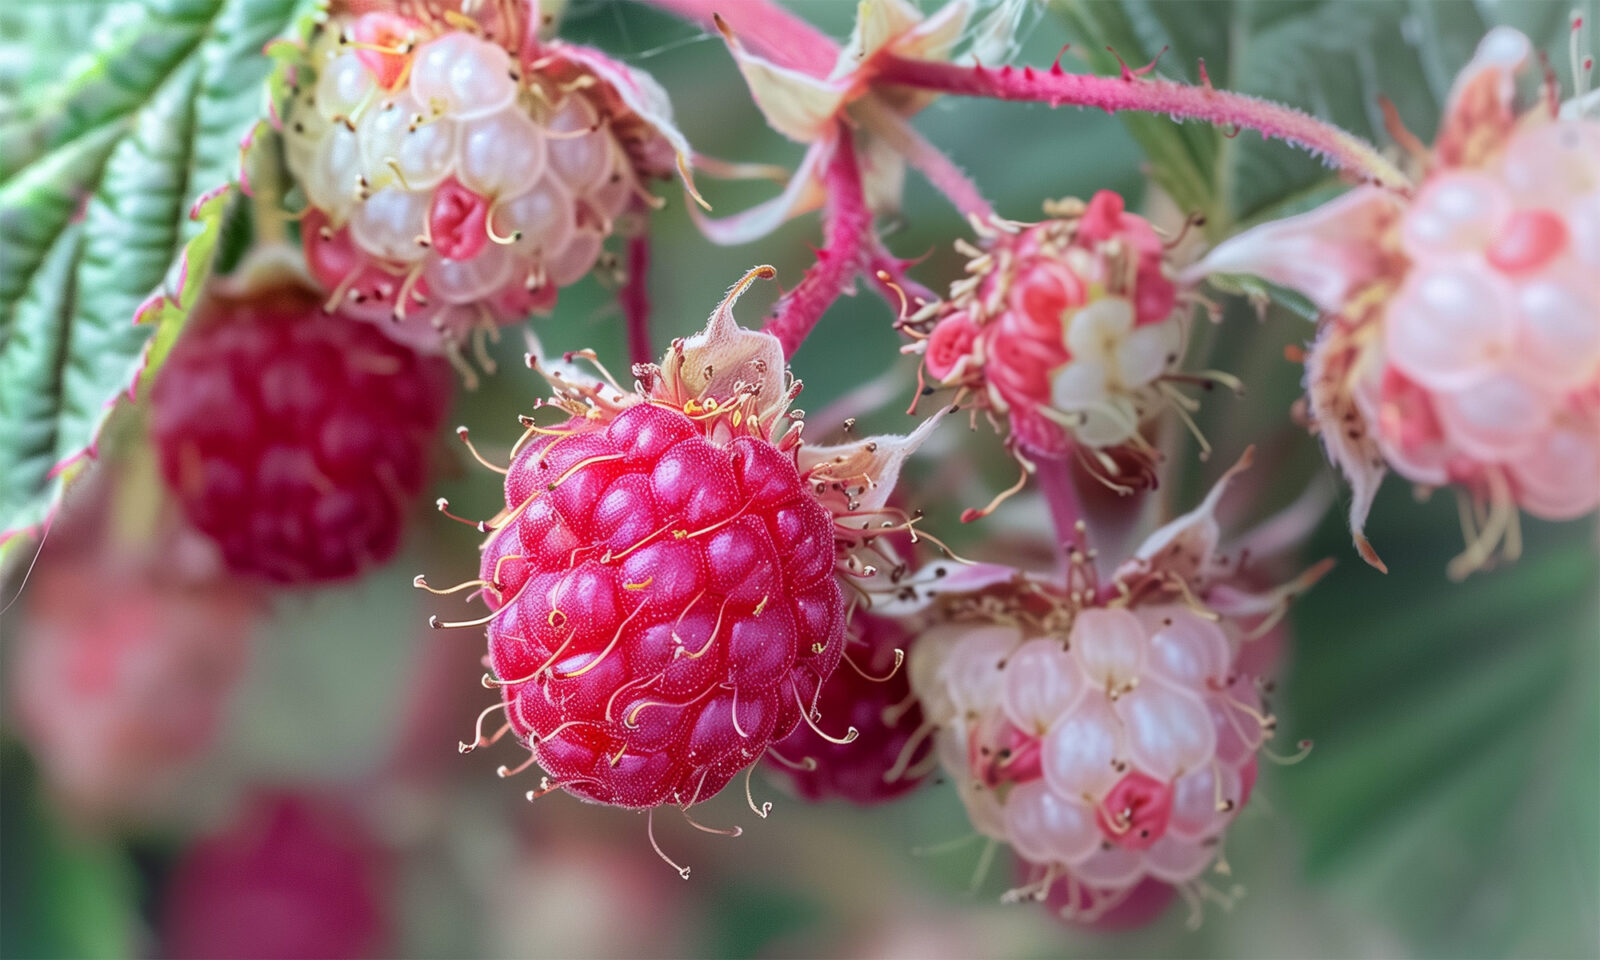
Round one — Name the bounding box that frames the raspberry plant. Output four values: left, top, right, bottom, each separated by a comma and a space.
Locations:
1, 1, 1596, 955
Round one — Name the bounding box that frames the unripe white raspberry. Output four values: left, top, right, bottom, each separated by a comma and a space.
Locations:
905, 455, 1320, 924
281, 8, 689, 352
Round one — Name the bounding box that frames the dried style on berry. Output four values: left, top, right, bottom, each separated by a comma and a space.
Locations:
907, 454, 1326, 925
280, 2, 695, 353
150, 264, 451, 584
1192, 27, 1600, 578
425, 268, 938, 828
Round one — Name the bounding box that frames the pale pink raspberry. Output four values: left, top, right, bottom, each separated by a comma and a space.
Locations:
915, 605, 1264, 921
1192, 27, 1600, 576
11, 543, 255, 821
906, 455, 1319, 924
1368, 121, 1600, 525
912, 191, 1195, 490
282, 6, 693, 351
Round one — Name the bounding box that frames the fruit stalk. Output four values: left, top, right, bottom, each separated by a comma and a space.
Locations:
1034, 454, 1085, 564
621, 233, 654, 366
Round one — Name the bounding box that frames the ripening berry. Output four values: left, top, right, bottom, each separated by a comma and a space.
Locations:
433, 268, 933, 814
764, 612, 934, 805
1371, 118, 1600, 526
914, 191, 1194, 478
283, 7, 691, 349
916, 604, 1265, 915
905, 455, 1319, 923
150, 276, 451, 584
481, 401, 846, 808
11, 547, 254, 820
162, 793, 390, 960
1191, 27, 1600, 576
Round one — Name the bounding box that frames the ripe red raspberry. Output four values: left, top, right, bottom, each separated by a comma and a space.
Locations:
436, 267, 934, 814
764, 612, 933, 805
162, 793, 390, 960
151, 276, 450, 583
482, 401, 846, 809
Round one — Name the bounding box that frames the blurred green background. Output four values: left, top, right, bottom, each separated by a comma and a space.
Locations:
2, 1, 1597, 957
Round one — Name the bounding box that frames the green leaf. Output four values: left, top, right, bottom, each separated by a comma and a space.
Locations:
0, 3, 108, 127
1285, 505, 1599, 957
0, 0, 315, 547
0, 2, 211, 184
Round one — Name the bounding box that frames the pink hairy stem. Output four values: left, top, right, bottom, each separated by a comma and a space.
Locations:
638, 0, 837, 76
620, 232, 653, 367
872, 55, 1413, 192
1034, 454, 1086, 568
764, 128, 872, 358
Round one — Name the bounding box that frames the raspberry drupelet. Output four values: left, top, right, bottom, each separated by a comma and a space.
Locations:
428, 268, 936, 819
150, 269, 451, 584
281, 2, 696, 352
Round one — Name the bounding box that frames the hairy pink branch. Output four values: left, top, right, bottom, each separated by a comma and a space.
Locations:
874, 55, 1413, 191
637, 0, 837, 76
620, 232, 653, 367
765, 128, 871, 358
